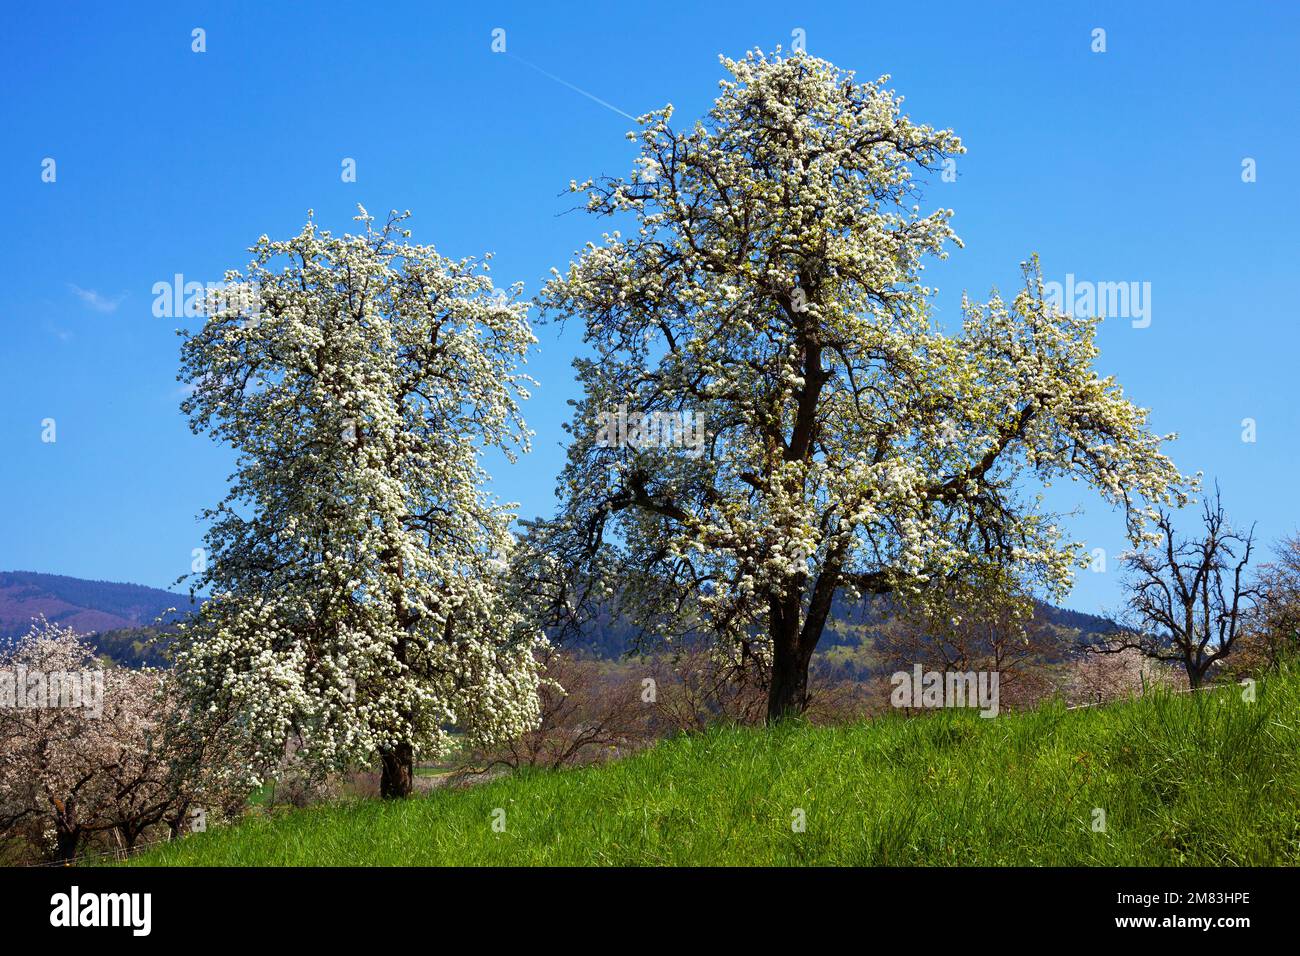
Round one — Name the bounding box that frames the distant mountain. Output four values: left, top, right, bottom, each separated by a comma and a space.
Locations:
1, 570, 1120, 671
565, 590, 1119, 659
1037, 603, 1121, 643
0, 571, 194, 649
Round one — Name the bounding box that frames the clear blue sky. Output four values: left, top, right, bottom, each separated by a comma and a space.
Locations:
2, 1, 1297, 618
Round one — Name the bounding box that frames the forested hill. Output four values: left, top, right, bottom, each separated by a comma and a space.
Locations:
564, 591, 1119, 659
0, 570, 1117, 669
0, 571, 193, 665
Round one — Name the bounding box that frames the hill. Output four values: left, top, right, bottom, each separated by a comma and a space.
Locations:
1, 569, 1117, 670
118, 663, 1300, 866
0, 571, 193, 664
569, 590, 1118, 659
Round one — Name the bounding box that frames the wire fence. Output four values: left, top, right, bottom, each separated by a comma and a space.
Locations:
20, 833, 182, 868
1063, 676, 1249, 711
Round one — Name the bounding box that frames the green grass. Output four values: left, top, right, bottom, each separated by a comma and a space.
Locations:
119, 665, 1300, 866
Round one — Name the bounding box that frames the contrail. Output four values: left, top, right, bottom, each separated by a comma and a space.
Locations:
506, 52, 637, 122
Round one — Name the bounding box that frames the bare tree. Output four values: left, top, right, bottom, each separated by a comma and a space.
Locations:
646, 644, 771, 732
1101, 489, 1258, 688
458, 648, 652, 772
1252, 532, 1300, 666
875, 572, 1064, 709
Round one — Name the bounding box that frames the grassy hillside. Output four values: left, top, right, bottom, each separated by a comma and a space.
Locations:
120, 665, 1300, 867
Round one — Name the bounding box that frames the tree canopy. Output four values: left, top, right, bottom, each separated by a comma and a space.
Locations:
176, 208, 545, 795
533, 50, 1190, 719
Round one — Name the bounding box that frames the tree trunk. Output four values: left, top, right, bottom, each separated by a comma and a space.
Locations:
766, 637, 811, 723
167, 800, 191, 840
54, 826, 80, 863
379, 742, 414, 799
119, 825, 138, 851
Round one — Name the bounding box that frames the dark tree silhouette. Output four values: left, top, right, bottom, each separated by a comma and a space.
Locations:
1100, 488, 1258, 688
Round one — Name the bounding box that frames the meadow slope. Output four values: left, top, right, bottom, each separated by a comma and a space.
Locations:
121, 666, 1300, 866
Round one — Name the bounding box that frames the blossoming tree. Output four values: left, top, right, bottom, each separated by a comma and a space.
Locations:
177, 208, 544, 797
0, 619, 241, 862
0, 620, 136, 860
537, 50, 1190, 721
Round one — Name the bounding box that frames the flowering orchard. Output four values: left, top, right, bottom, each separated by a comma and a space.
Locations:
169, 50, 1194, 786
0, 620, 242, 862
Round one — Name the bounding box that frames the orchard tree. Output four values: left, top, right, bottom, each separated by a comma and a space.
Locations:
0, 620, 211, 862
1252, 532, 1300, 665
104, 676, 252, 848
1103, 489, 1258, 688
177, 208, 545, 798
875, 568, 1063, 703
536, 50, 1189, 721
0, 620, 125, 860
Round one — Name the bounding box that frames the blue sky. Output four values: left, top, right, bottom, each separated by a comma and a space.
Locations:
2, 1, 1297, 617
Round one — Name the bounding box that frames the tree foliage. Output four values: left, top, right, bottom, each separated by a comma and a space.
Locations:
176, 208, 545, 796
534, 50, 1189, 719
